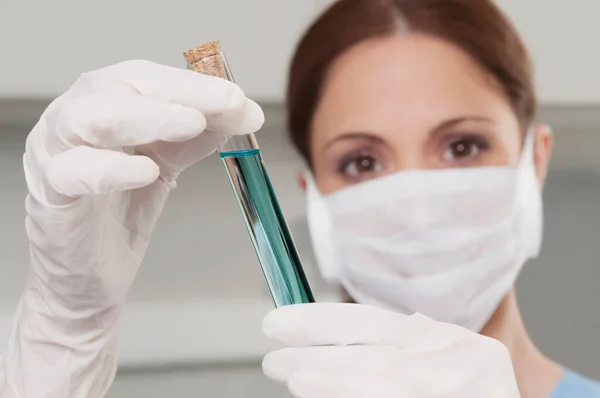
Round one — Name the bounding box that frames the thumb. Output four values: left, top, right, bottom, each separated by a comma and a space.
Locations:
262, 303, 465, 349
287, 370, 414, 398
47, 146, 160, 197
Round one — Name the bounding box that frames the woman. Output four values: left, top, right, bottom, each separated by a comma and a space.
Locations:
263, 1, 600, 397
0, 1, 597, 398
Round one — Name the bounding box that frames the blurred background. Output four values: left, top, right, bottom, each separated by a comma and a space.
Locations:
0, 0, 598, 396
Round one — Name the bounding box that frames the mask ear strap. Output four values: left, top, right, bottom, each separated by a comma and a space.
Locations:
303, 169, 343, 285
303, 168, 320, 201
518, 126, 544, 259
519, 126, 536, 166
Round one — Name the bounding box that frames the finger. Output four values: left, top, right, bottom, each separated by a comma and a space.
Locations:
262, 303, 465, 348
54, 94, 207, 148
287, 370, 412, 398
263, 345, 476, 395
47, 146, 159, 197
263, 346, 393, 383
77, 60, 265, 135
135, 130, 224, 181
205, 97, 265, 135
264, 346, 477, 398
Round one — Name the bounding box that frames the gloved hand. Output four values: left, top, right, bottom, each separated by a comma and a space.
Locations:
0, 60, 264, 398
262, 303, 521, 398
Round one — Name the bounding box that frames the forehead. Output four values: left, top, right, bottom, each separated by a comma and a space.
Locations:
312, 34, 515, 137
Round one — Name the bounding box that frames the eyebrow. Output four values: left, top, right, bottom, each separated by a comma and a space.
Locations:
431, 116, 494, 135
323, 132, 385, 149
323, 116, 494, 149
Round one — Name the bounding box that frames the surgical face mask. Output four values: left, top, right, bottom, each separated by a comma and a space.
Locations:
306, 134, 543, 332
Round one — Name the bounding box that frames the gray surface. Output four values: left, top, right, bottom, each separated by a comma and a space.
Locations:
108, 364, 288, 398
0, 103, 599, 395
519, 168, 600, 379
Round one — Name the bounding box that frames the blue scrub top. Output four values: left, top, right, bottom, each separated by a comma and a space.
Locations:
551, 370, 600, 397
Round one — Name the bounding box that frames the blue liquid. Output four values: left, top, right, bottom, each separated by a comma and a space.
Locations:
220, 149, 314, 307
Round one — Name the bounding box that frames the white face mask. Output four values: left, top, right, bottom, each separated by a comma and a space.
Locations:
306, 133, 543, 332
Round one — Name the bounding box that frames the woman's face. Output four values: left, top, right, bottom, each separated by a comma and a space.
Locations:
308, 34, 552, 194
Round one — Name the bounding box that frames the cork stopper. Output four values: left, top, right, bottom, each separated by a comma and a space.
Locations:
183, 40, 227, 79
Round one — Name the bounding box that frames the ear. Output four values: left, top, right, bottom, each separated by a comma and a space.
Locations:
297, 170, 307, 193
533, 124, 554, 188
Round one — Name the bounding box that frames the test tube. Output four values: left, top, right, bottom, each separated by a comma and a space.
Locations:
183, 41, 315, 308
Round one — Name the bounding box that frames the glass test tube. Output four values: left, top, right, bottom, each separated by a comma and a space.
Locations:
183, 41, 315, 308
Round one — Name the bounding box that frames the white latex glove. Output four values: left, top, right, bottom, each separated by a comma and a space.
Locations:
0, 60, 264, 398
262, 303, 521, 398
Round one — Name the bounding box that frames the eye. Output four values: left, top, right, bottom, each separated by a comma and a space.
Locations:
340, 153, 383, 178
442, 136, 489, 163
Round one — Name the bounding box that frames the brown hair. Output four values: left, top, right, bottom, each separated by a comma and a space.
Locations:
286, 0, 536, 164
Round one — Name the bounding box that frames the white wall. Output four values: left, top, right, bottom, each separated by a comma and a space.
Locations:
0, 0, 599, 103
495, 0, 600, 104
0, 0, 321, 101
